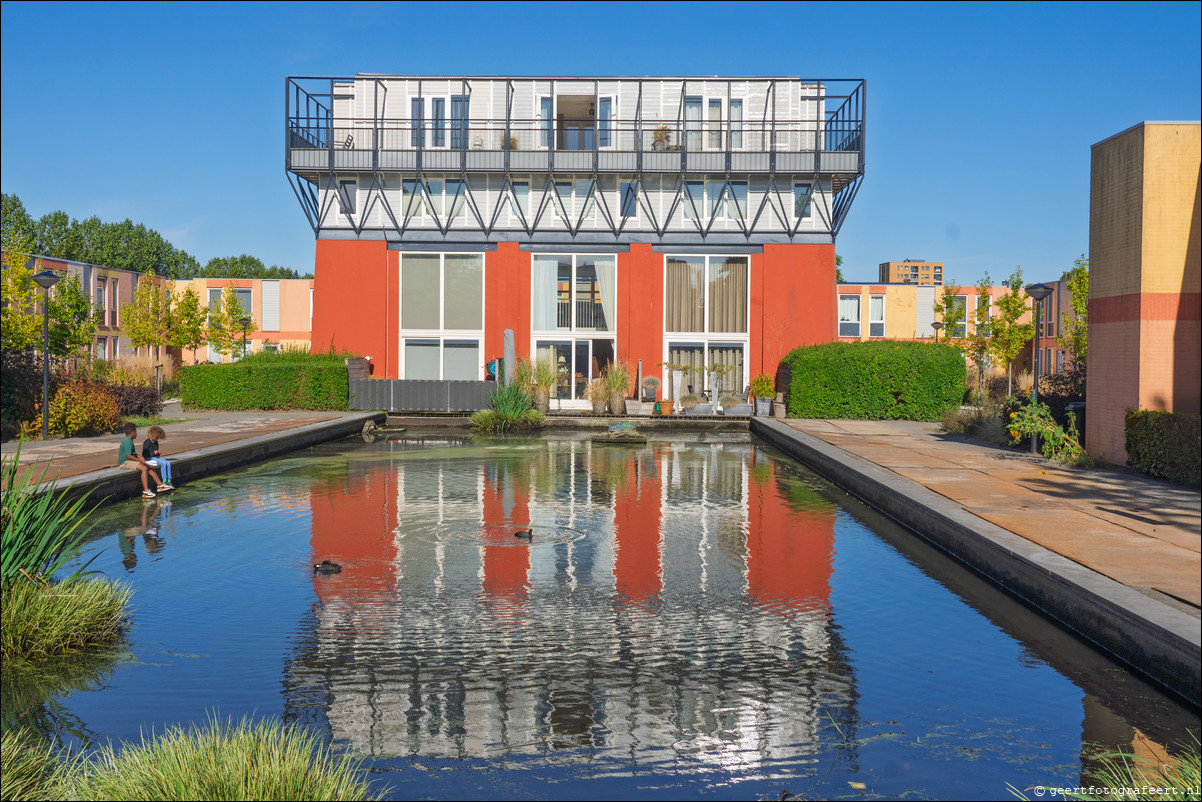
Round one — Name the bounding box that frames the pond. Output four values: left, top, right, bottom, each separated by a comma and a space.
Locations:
6, 432, 1197, 800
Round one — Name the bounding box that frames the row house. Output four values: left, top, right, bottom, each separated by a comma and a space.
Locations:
286, 74, 866, 402
171, 277, 314, 363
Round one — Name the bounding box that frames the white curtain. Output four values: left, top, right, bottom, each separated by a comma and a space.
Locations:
594, 257, 616, 333
532, 256, 559, 331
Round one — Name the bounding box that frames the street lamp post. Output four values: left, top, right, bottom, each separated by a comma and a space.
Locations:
931, 321, 943, 344
1024, 283, 1054, 454
32, 270, 62, 439
239, 317, 251, 359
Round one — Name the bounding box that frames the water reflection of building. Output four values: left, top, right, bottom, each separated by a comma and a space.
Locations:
287, 438, 857, 769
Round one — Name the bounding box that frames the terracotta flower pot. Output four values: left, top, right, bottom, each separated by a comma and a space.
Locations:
657, 400, 675, 415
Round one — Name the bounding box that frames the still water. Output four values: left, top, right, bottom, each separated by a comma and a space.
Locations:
7, 432, 1197, 800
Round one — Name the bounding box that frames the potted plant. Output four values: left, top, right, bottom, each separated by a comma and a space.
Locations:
604, 361, 631, 417
641, 376, 660, 402
720, 395, 751, 416
502, 134, 520, 151
750, 373, 774, 416
652, 124, 671, 151
532, 356, 557, 413
656, 398, 675, 415
679, 392, 700, 413
585, 377, 609, 415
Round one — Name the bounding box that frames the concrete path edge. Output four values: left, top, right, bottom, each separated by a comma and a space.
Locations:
38, 412, 384, 507
751, 417, 1201, 707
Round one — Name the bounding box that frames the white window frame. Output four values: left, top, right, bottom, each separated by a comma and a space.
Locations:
838, 294, 861, 338
409, 95, 449, 149
869, 294, 885, 338
530, 253, 617, 336
662, 254, 750, 394
950, 295, 968, 338
398, 252, 485, 380
596, 94, 615, 150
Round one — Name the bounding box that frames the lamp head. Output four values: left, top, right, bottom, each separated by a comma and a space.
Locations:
32, 269, 62, 291
1025, 283, 1053, 302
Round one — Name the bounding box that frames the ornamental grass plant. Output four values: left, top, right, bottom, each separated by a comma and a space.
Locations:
71, 715, 379, 801
1, 578, 131, 661
470, 381, 546, 434
1, 729, 69, 802
1012, 732, 1199, 801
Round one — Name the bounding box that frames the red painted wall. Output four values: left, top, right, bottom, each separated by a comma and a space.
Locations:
484, 242, 532, 363
618, 244, 665, 384
752, 243, 836, 377
313, 240, 396, 377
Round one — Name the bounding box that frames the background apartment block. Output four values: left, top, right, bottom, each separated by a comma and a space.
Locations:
1087, 122, 1201, 464
286, 74, 866, 401
878, 259, 943, 285
172, 278, 314, 363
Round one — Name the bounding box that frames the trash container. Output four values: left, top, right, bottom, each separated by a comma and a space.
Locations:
1066, 401, 1086, 435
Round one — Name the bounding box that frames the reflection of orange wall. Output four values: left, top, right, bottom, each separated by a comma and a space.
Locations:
618, 244, 664, 384
481, 468, 531, 600
484, 243, 532, 365
745, 457, 834, 613
312, 240, 396, 377
310, 468, 399, 603
753, 244, 837, 376
613, 452, 662, 600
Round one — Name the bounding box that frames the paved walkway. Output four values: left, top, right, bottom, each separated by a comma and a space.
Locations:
2, 401, 358, 486
782, 419, 1201, 613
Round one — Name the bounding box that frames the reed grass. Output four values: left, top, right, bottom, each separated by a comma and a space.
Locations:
1011, 733, 1199, 800
1, 578, 131, 661
471, 382, 546, 433
101, 353, 177, 388
71, 715, 379, 801
1, 729, 69, 801
1, 444, 101, 587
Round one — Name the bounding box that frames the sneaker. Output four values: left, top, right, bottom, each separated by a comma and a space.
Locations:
143, 489, 156, 498
158, 484, 174, 492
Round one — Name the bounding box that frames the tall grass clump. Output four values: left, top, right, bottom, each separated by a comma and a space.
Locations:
470, 381, 546, 434
2, 445, 129, 660
1, 729, 69, 801
72, 715, 379, 801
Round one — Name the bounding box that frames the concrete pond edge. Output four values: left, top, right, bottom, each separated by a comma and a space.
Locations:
750, 417, 1201, 709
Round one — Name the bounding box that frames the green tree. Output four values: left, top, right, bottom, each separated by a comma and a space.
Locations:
961, 272, 994, 401
1058, 254, 1088, 369
121, 270, 173, 360
989, 267, 1035, 396
168, 285, 207, 363
934, 280, 966, 338
835, 253, 845, 284
1, 228, 39, 354
47, 274, 98, 360
1, 193, 36, 248
206, 284, 254, 361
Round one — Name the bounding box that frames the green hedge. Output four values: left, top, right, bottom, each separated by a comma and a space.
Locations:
1125, 410, 1201, 487
180, 362, 348, 411
782, 341, 966, 421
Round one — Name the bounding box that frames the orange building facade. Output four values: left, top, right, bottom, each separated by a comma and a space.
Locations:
1087, 122, 1201, 464
289, 75, 865, 403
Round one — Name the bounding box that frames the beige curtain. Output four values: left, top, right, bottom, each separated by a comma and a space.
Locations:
668, 344, 705, 396
666, 257, 704, 332
709, 345, 744, 394
708, 257, 748, 333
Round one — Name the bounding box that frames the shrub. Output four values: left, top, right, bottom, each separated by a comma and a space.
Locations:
1036, 365, 1086, 428
940, 397, 1011, 447
1, 349, 42, 442
782, 341, 965, 421
106, 384, 162, 418
1007, 401, 1094, 466
180, 361, 349, 411
38, 382, 120, 438
749, 373, 774, 399
470, 382, 545, 434
1125, 410, 1201, 487
1, 579, 131, 661
66, 716, 379, 801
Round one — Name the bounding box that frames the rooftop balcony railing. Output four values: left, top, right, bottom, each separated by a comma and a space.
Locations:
286, 78, 865, 178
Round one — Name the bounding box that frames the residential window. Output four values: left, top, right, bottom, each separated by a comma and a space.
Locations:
794, 183, 812, 220
950, 296, 967, 338
400, 253, 485, 380
683, 181, 703, 220
431, 98, 446, 147
727, 182, 747, 221
424, 179, 443, 217
95, 337, 107, 361
839, 294, 860, 337
684, 96, 703, 151
619, 181, 638, 219
540, 97, 553, 148
410, 97, 425, 147
532, 254, 616, 333
450, 95, 469, 150
402, 179, 422, 218
338, 180, 356, 214
598, 97, 613, 147
665, 256, 748, 335
869, 295, 885, 337
708, 98, 723, 149
446, 179, 466, 218
510, 181, 530, 223
94, 277, 106, 315
729, 99, 743, 149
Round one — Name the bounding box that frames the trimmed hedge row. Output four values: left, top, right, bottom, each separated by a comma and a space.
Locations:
782, 340, 966, 421
180, 362, 348, 411
1125, 410, 1201, 487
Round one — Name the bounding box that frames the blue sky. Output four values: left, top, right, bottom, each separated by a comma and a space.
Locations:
2, 1, 1198, 284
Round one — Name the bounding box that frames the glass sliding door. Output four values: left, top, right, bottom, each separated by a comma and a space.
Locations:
684, 96, 702, 151
532, 254, 618, 401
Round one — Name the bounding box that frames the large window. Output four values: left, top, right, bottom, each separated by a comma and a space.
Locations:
682, 181, 746, 222
869, 295, 885, 338
949, 295, 967, 338
533, 255, 615, 333
665, 255, 748, 397
400, 253, 484, 380
838, 294, 860, 338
